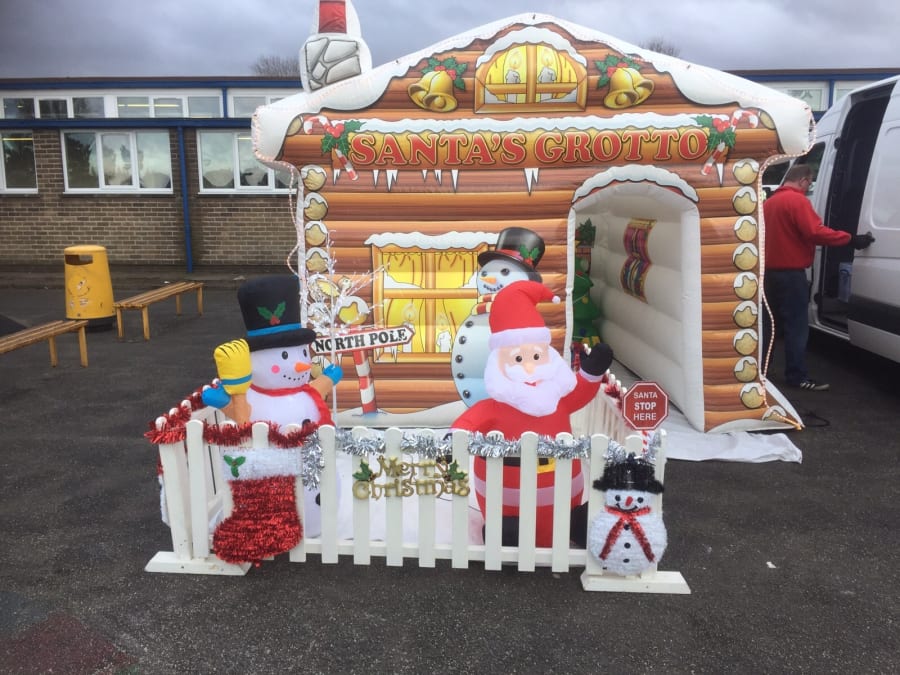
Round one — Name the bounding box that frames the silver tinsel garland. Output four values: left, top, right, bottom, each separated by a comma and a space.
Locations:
296, 428, 662, 488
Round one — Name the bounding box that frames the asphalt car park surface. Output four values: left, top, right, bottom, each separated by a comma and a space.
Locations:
1, 270, 897, 673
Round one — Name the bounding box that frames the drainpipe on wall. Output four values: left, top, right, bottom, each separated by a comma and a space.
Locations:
176, 126, 194, 273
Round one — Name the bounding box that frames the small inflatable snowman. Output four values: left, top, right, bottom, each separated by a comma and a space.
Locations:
451, 227, 546, 406
587, 454, 667, 576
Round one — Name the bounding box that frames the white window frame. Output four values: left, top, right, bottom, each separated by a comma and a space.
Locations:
0, 130, 38, 193
61, 129, 174, 193
197, 130, 293, 193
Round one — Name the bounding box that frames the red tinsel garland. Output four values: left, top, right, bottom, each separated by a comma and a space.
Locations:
145, 383, 320, 447
147, 383, 320, 477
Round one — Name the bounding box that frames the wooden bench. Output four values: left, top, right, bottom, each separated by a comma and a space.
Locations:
114, 281, 204, 340
0, 319, 89, 367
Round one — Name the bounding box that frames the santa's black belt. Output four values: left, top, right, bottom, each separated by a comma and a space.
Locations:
502, 457, 551, 467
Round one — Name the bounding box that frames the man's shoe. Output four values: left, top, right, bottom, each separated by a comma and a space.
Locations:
795, 380, 830, 391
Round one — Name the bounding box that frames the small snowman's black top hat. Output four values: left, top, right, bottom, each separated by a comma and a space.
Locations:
594, 455, 664, 494
477, 227, 545, 282
237, 275, 316, 351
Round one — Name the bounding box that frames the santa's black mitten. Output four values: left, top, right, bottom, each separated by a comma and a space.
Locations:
580, 342, 613, 377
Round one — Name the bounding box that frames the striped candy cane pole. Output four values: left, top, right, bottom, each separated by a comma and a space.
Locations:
302, 114, 359, 181
347, 328, 378, 414
640, 429, 651, 455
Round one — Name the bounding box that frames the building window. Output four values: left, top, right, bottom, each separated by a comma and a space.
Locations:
833, 81, 877, 105
231, 96, 267, 118
369, 244, 483, 362
230, 94, 286, 118
198, 130, 291, 191
62, 130, 173, 191
767, 82, 828, 112
2, 98, 35, 119
73, 97, 105, 118
188, 96, 221, 118
1, 131, 37, 191
38, 98, 68, 119
153, 97, 184, 118
117, 96, 151, 118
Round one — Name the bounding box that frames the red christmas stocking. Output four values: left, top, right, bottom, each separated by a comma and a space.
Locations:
212, 448, 302, 564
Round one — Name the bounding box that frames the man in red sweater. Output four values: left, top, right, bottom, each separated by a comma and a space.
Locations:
763, 163, 874, 390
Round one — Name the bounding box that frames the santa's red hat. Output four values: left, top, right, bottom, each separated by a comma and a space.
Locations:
489, 280, 559, 349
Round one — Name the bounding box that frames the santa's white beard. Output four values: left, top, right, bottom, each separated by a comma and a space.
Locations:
484, 347, 577, 417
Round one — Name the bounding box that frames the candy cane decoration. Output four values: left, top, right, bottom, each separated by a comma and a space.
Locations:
701, 110, 758, 181
730, 108, 759, 129
701, 141, 728, 176
346, 327, 378, 414
302, 114, 359, 180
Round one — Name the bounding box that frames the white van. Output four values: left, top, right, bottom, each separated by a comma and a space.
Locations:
791, 75, 900, 363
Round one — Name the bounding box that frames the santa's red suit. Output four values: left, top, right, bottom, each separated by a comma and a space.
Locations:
453, 375, 600, 547
451, 280, 610, 547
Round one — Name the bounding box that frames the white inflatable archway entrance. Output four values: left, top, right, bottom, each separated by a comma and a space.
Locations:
570, 167, 705, 430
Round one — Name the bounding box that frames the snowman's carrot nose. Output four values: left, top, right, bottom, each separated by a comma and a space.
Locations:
625, 496, 634, 507
294, 362, 311, 373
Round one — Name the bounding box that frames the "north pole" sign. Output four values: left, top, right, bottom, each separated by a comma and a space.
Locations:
314, 325, 414, 354
622, 381, 669, 431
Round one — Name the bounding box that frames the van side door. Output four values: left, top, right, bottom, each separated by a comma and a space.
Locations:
846, 82, 900, 363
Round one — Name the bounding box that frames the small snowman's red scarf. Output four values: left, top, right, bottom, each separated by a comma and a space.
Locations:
599, 506, 655, 562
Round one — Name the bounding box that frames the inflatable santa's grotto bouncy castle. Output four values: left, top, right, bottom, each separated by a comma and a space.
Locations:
249, 5, 814, 435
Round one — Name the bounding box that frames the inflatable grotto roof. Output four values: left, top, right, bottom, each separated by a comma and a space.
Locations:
251, 9, 814, 434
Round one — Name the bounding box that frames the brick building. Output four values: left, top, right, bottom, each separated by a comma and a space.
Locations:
1, 70, 897, 271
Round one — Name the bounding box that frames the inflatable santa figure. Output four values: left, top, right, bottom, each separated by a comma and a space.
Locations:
203, 275, 342, 564
451, 280, 613, 547
451, 227, 546, 406
587, 454, 668, 576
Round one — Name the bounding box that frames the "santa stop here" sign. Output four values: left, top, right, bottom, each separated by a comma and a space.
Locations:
622, 381, 669, 431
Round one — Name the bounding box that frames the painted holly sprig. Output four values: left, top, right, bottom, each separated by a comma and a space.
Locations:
257, 301, 286, 326
519, 245, 541, 265
352, 460, 375, 482
224, 455, 246, 478
694, 115, 737, 152
423, 56, 468, 90
444, 460, 467, 483
595, 55, 642, 88
320, 119, 363, 158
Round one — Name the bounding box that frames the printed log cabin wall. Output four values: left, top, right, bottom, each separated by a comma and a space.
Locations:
253, 15, 814, 433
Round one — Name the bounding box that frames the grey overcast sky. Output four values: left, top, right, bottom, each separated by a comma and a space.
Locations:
0, 0, 897, 79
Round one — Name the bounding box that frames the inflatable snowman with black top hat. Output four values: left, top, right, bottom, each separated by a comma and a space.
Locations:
587, 454, 667, 576
451, 227, 546, 406
204, 275, 343, 561
236, 275, 341, 428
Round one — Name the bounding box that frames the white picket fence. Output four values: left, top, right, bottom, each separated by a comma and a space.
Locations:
145, 389, 689, 593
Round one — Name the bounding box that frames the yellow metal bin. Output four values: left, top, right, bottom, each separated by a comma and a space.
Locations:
64, 245, 114, 327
